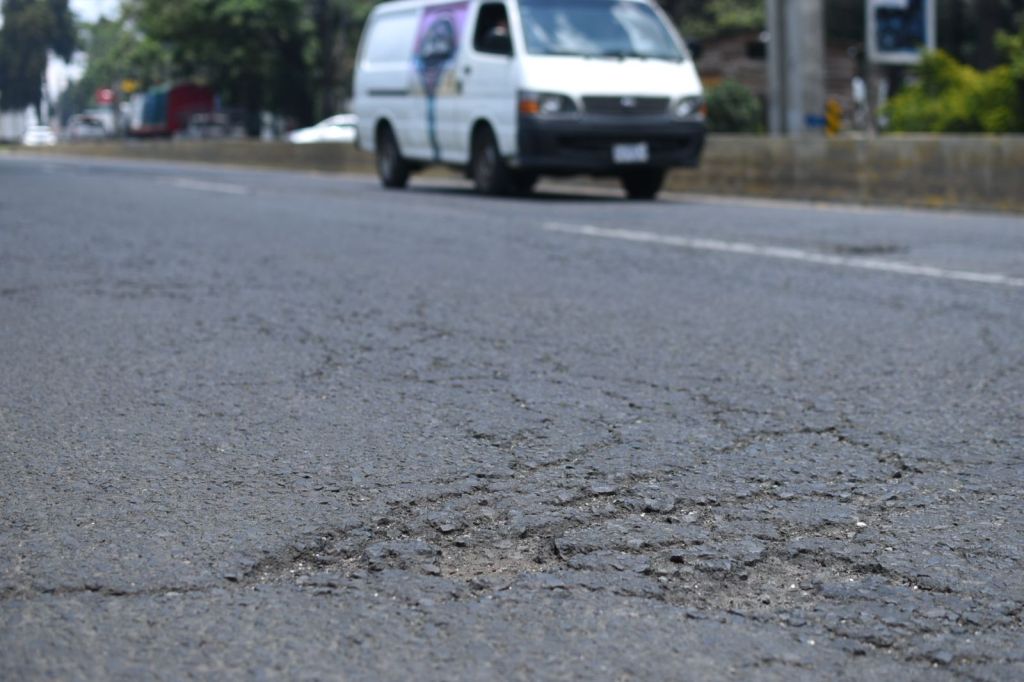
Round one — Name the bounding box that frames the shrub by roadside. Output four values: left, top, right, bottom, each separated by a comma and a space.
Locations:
887, 26, 1024, 133
705, 80, 764, 134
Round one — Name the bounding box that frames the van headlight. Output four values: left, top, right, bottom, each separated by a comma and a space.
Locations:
519, 91, 578, 117
675, 96, 707, 121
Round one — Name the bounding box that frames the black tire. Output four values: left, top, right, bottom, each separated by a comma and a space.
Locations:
471, 126, 513, 195
511, 172, 538, 196
376, 125, 410, 189
621, 169, 665, 200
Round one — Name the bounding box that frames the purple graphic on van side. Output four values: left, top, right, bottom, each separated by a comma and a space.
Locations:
414, 2, 468, 161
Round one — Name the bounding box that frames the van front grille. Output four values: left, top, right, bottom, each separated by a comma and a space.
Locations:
556, 136, 693, 155
583, 96, 669, 116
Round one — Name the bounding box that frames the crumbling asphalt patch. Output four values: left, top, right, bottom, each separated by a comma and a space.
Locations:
209, 424, 1021, 678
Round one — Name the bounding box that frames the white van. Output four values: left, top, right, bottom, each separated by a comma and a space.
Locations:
353, 0, 706, 199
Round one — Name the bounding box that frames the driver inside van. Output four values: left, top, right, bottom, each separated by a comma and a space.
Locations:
475, 6, 511, 53
487, 16, 508, 41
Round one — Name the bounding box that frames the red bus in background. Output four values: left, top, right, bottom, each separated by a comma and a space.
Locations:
130, 84, 215, 137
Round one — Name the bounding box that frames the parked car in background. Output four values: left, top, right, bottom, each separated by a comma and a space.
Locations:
64, 115, 107, 141
21, 126, 57, 147
176, 112, 238, 140
287, 114, 359, 144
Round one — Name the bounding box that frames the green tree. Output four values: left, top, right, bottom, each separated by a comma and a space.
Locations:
58, 17, 170, 121
122, 0, 376, 132
826, 0, 865, 43
123, 0, 315, 133
1000, 19, 1024, 80
996, 18, 1024, 121
0, 0, 76, 116
308, 0, 376, 120
972, 0, 1024, 68
657, 0, 764, 41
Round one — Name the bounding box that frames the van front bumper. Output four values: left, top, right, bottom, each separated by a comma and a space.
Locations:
514, 116, 706, 174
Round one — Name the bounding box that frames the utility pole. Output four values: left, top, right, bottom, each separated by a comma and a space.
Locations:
766, 0, 826, 136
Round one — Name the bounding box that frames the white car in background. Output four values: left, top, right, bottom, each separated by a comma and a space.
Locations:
22, 126, 58, 147
287, 114, 359, 144
64, 115, 107, 141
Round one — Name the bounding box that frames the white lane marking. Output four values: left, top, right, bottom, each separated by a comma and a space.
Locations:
169, 178, 250, 195
542, 222, 1024, 289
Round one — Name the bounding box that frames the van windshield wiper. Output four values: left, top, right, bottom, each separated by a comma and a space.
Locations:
598, 49, 647, 60
535, 48, 682, 62
598, 49, 684, 62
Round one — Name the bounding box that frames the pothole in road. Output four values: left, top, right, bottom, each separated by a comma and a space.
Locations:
822, 243, 908, 257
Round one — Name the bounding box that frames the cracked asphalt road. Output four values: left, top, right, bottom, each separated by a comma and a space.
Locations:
1, 154, 1022, 680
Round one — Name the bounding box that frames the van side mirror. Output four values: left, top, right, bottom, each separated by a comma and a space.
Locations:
482, 34, 513, 56
688, 40, 703, 61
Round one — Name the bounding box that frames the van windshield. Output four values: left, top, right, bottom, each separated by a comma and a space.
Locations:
518, 0, 685, 61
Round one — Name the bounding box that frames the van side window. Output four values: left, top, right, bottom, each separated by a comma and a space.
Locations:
474, 3, 513, 55
362, 10, 418, 65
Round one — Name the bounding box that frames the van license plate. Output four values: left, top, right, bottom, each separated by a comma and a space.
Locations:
612, 142, 649, 164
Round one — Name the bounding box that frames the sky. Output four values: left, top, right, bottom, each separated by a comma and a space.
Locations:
70, 0, 122, 23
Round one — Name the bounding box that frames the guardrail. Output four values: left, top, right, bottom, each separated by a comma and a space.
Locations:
17, 135, 1024, 213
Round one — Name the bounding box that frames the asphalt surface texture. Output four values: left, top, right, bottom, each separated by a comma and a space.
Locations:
1, 153, 1022, 681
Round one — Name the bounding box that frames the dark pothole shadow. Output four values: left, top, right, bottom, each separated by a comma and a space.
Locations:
819, 243, 909, 257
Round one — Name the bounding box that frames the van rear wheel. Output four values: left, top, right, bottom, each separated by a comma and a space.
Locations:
472, 127, 513, 196
376, 126, 410, 189
511, 172, 538, 196
621, 169, 665, 200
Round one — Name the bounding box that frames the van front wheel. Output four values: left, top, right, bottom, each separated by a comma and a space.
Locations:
376, 126, 410, 189
621, 169, 665, 200
471, 127, 513, 196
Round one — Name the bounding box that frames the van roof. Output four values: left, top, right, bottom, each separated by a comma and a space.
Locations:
370, 0, 446, 14
372, 0, 652, 13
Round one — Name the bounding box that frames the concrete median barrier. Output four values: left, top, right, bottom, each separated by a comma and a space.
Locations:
669, 134, 1024, 213
19, 134, 1024, 212
26, 138, 377, 175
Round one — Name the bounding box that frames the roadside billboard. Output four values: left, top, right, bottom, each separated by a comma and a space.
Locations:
867, 0, 936, 65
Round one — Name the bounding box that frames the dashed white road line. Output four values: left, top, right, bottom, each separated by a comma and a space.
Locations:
543, 222, 1024, 289
168, 178, 250, 195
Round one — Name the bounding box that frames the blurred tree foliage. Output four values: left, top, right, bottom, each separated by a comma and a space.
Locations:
826, 0, 1024, 68
1002, 20, 1024, 80
124, 0, 313, 130
705, 79, 763, 133
51, 0, 1024, 130
887, 36, 1024, 133
825, 0, 867, 43
965, 0, 1024, 68
656, 0, 763, 41
57, 18, 169, 121
0, 0, 76, 113
114, 0, 375, 131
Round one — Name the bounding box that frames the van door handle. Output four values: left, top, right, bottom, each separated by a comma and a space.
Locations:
463, 65, 472, 75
